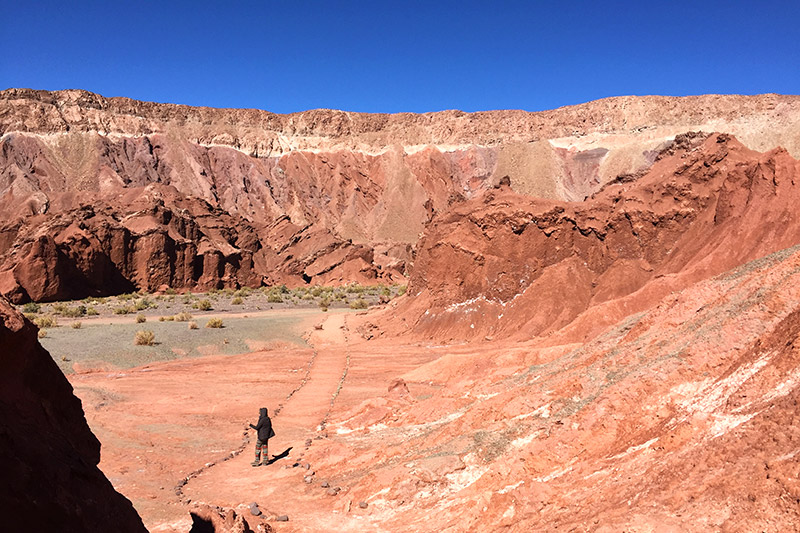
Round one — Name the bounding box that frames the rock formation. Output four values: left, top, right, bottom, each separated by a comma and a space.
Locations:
1, 89, 799, 301
0, 297, 146, 531
390, 133, 800, 342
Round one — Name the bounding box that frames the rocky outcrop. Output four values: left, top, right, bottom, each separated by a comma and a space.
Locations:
0, 297, 146, 531
0, 186, 393, 303
1, 90, 799, 301
392, 133, 800, 342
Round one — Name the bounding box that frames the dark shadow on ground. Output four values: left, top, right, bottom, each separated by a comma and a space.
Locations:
266, 447, 292, 465
189, 512, 215, 533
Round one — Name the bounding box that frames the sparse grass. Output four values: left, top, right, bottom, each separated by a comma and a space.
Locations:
134, 330, 155, 346
136, 314, 147, 323
206, 317, 224, 329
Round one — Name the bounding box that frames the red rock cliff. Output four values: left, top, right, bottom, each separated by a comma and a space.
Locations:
0, 297, 146, 531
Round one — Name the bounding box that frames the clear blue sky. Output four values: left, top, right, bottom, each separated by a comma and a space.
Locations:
2, 1, 798, 114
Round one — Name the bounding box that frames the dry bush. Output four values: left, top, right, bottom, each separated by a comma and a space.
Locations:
231, 296, 244, 305
188, 321, 199, 330
196, 299, 213, 311
349, 298, 369, 310
134, 330, 155, 346
174, 312, 193, 322
71, 321, 82, 329
34, 315, 57, 328
38, 329, 48, 339
136, 314, 147, 323
205, 318, 224, 329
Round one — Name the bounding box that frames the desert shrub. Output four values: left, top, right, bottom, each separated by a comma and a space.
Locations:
397, 285, 407, 296
71, 321, 82, 329
114, 306, 132, 315
174, 311, 193, 322
34, 315, 57, 328
134, 298, 152, 311
63, 305, 86, 318
38, 329, 48, 338
234, 287, 251, 297
196, 299, 213, 311
134, 330, 155, 346
301, 293, 313, 300
118, 292, 137, 301
188, 321, 199, 330
163, 315, 175, 322
205, 317, 224, 328
86, 306, 99, 316
382, 286, 392, 297
136, 314, 147, 323
278, 284, 289, 294
231, 296, 244, 305
22, 302, 40, 313
310, 286, 323, 297
349, 298, 369, 310
165, 288, 177, 295
267, 293, 283, 303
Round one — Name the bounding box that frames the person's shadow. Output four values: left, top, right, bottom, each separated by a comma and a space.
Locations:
266, 447, 292, 465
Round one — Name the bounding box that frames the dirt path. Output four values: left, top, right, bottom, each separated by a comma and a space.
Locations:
178, 313, 359, 528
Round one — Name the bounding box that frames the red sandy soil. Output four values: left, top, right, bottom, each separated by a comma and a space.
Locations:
72, 240, 800, 532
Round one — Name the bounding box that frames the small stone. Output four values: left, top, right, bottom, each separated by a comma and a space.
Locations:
276, 515, 289, 522
305, 439, 313, 446
327, 488, 339, 496
304, 475, 314, 484
249, 502, 261, 516
304, 463, 311, 470
321, 481, 330, 488
358, 501, 368, 509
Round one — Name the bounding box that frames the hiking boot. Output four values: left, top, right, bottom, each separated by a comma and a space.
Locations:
250, 460, 262, 467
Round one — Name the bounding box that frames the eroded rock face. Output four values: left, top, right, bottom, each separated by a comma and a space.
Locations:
396, 133, 800, 342
0, 297, 146, 531
1, 90, 799, 300
0, 186, 393, 302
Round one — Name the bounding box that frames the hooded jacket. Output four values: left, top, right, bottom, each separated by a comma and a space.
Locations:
250, 407, 275, 441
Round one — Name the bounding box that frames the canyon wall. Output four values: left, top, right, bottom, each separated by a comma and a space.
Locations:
0, 297, 146, 531
382, 133, 800, 343
1, 89, 799, 301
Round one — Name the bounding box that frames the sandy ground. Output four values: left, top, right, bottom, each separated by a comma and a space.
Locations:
68, 309, 436, 531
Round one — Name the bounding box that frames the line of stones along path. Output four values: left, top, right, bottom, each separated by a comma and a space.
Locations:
181, 312, 352, 518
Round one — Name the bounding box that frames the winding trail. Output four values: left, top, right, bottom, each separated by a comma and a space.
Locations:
178, 313, 353, 519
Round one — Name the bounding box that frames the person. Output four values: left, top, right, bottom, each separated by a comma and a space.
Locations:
249, 407, 275, 467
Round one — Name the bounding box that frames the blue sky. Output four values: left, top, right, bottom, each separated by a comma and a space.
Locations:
2, 1, 798, 113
